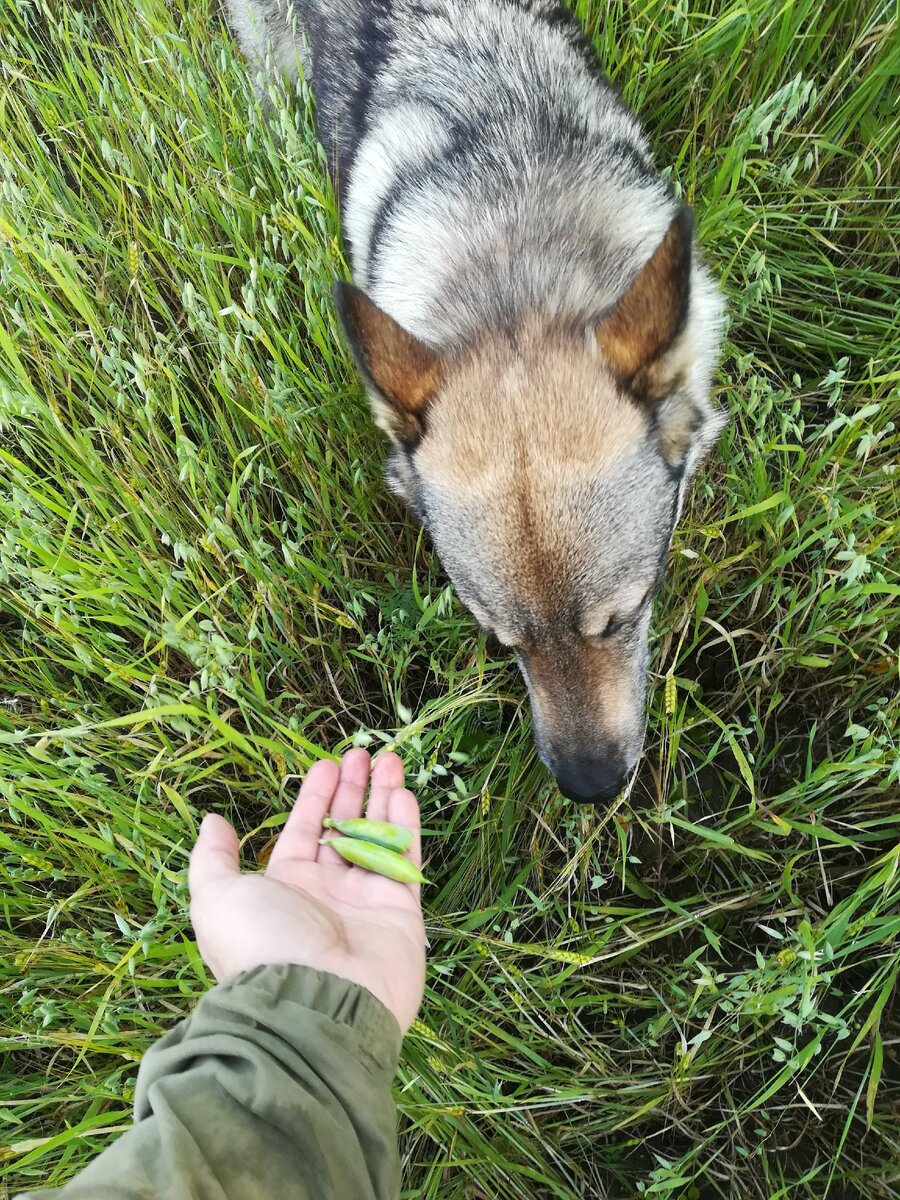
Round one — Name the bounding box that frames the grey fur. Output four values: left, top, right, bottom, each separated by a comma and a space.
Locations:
224, 0, 726, 803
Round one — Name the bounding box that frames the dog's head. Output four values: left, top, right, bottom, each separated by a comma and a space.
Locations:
335, 208, 725, 803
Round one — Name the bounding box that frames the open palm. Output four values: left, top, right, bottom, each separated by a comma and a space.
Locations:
189, 750, 426, 1033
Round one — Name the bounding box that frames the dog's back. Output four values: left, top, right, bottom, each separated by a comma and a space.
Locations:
227, 0, 719, 356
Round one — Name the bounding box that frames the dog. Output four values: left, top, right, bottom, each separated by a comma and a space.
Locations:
224, 0, 726, 803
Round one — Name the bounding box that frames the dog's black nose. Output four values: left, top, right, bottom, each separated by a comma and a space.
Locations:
553, 758, 630, 805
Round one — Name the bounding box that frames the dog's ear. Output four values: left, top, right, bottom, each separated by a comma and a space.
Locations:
595, 206, 693, 404
334, 282, 443, 445
595, 207, 702, 470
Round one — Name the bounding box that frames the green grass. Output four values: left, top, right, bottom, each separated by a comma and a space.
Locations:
1, 0, 898, 1195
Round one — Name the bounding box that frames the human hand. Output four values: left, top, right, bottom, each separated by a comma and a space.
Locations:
188, 750, 426, 1033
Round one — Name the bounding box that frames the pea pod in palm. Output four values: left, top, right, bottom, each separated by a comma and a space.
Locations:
322, 816, 413, 853
324, 836, 427, 885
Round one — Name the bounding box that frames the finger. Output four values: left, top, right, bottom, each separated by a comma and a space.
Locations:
366, 751, 405, 822
268, 758, 340, 871
189, 813, 240, 898
318, 749, 371, 866
387, 787, 423, 902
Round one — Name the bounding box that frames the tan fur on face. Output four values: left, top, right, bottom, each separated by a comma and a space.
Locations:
414, 315, 649, 625
523, 640, 646, 756
418, 316, 647, 485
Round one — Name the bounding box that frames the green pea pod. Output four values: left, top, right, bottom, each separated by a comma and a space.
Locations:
321, 816, 413, 853
323, 836, 427, 885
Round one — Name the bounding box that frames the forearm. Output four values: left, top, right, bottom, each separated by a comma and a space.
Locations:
17, 966, 402, 1200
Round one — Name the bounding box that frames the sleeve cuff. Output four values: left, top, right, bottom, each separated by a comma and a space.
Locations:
202, 964, 403, 1075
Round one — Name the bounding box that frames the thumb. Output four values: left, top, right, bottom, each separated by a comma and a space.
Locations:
189, 813, 240, 898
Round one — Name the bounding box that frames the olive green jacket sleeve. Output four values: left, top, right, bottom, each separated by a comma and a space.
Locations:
17, 965, 403, 1200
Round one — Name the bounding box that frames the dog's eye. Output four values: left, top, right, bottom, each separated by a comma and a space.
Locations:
590, 585, 657, 642
600, 615, 624, 639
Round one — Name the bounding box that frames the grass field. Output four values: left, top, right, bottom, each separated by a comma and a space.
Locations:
1, 0, 899, 1195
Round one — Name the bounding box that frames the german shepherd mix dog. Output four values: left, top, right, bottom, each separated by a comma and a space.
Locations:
225, 0, 726, 803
